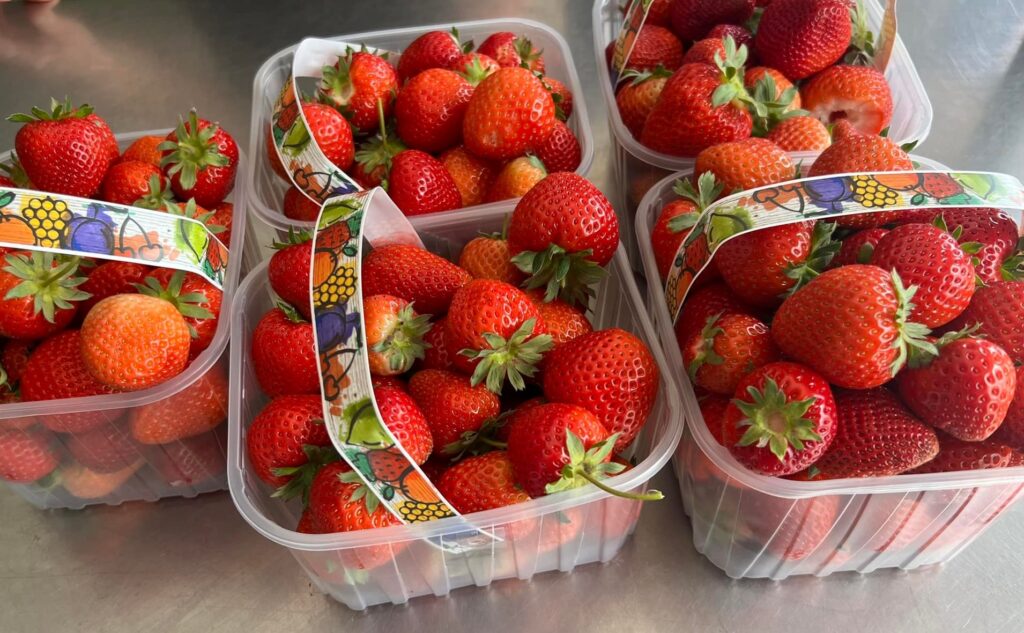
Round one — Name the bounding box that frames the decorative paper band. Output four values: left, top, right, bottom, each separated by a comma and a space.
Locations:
664, 170, 1024, 323
0, 186, 228, 288
610, 0, 654, 79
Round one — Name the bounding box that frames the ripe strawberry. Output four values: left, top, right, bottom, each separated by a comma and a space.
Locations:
159, 111, 238, 209
934, 207, 1018, 283
373, 385, 433, 464
808, 120, 913, 177
437, 450, 530, 513
527, 290, 593, 348
458, 234, 525, 284
766, 115, 831, 151
463, 67, 557, 161
420, 316, 454, 371
282, 186, 320, 222
408, 368, 500, 453
624, 0, 673, 26
298, 102, 355, 172
99, 160, 164, 206
801, 65, 893, 136
245, 394, 333, 493
446, 279, 552, 394
395, 68, 473, 152
0, 429, 57, 483
898, 334, 1016, 442
397, 29, 466, 83
683, 311, 778, 395
793, 389, 938, 480
507, 172, 619, 305
141, 269, 222, 358
477, 32, 545, 72
910, 436, 1014, 474
440, 146, 497, 207
129, 366, 227, 444
371, 375, 406, 392
534, 120, 581, 173
722, 361, 836, 476
364, 294, 431, 376
870, 223, 976, 328
739, 494, 840, 561
625, 25, 684, 71
8, 98, 118, 197
268, 231, 312, 317
210, 201, 234, 247
318, 50, 398, 134
674, 282, 749, 347
992, 366, 1024, 449
146, 428, 226, 487
62, 459, 143, 499
707, 23, 754, 48
362, 244, 471, 315
615, 66, 673, 138
651, 174, 720, 280
693, 137, 795, 194
754, 0, 852, 79
351, 101, 406, 188
771, 265, 932, 389
540, 76, 574, 120
386, 149, 462, 215
67, 421, 139, 473
831, 227, 887, 267
119, 134, 163, 167
542, 328, 659, 453
0, 252, 89, 340
451, 52, 500, 86
682, 37, 727, 66
699, 393, 729, 445
670, 0, 756, 41
0, 339, 31, 393
252, 304, 319, 397
949, 282, 1024, 363
485, 155, 547, 202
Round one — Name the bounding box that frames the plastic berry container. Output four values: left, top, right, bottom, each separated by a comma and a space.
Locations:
634, 156, 1024, 579
0, 130, 246, 509
227, 202, 682, 610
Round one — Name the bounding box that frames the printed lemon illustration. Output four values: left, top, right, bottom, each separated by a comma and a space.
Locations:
22, 196, 71, 247
851, 176, 900, 208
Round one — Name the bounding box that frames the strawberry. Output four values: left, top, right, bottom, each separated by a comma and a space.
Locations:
477, 32, 545, 72
615, 66, 673, 138
793, 389, 938, 480
754, 0, 852, 79
318, 49, 398, 134
373, 385, 433, 464
898, 333, 1016, 441
300, 102, 355, 171
0, 429, 57, 483
158, 110, 238, 209
245, 394, 333, 492
831, 227, 887, 267
744, 66, 801, 110
458, 234, 525, 284
739, 494, 840, 561
674, 282, 749, 347
625, 25, 684, 71
395, 68, 473, 152
507, 172, 619, 305
707, 23, 754, 48
765, 115, 831, 151
463, 67, 557, 161
801, 65, 893, 136
440, 146, 497, 207
526, 290, 593, 348
624, 0, 673, 26
683, 311, 778, 395
445, 279, 552, 394
397, 29, 466, 83
485, 155, 547, 202
386, 149, 462, 215
534, 120, 581, 173
268, 231, 312, 318
693, 137, 795, 194
771, 265, 932, 389
210, 201, 234, 247
251, 304, 319, 397
722, 361, 836, 476
362, 244, 471, 315
364, 294, 431, 376
651, 174, 720, 280
909, 436, 1014, 474
283, 186, 321, 222
119, 135, 164, 167
948, 282, 1024, 363
7, 98, 118, 197
870, 223, 976, 328
129, 367, 228, 444
147, 428, 226, 487
420, 316, 454, 371
0, 155, 30, 188
992, 366, 1024, 449
669, 0, 756, 41
0, 339, 31, 393
934, 207, 1019, 283
542, 328, 659, 453
61, 459, 142, 499
408, 368, 500, 454
699, 393, 729, 445
371, 375, 406, 392
0, 252, 89, 340
141, 270, 222, 358
67, 421, 139, 473
437, 450, 530, 513
540, 76, 574, 120
451, 52, 500, 86
808, 120, 913, 177
682, 37, 727, 66
99, 160, 164, 206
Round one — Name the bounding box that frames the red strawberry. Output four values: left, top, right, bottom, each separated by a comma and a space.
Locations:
670, 0, 756, 41
362, 244, 471, 315
485, 155, 547, 203
801, 64, 894, 136
808, 120, 913, 178
386, 149, 462, 215
674, 283, 749, 348
371, 375, 406, 392
0, 252, 88, 341
624, 0, 673, 26
395, 68, 473, 152
408, 368, 500, 454
99, 160, 164, 206
282, 188, 320, 223
437, 450, 530, 513
754, 0, 852, 79
683, 311, 778, 395
910, 436, 1014, 474
650, 175, 716, 280
771, 265, 932, 389
0, 339, 31, 393
542, 328, 659, 453
477, 32, 545, 72
246, 395, 332, 489
159, 111, 238, 209
129, 367, 228, 444
740, 494, 840, 561
451, 52, 501, 86
898, 334, 1016, 442
831, 227, 887, 267
252, 304, 319, 397
948, 281, 1024, 363
527, 290, 593, 348
616, 66, 673, 138
0, 429, 57, 483
707, 24, 754, 48
209, 201, 234, 247
992, 366, 1024, 449
398, 30, 466, 83
699, 394, 729, 445
440, 146, 497, 207
625, 25, 684, 71
766, 116, 831, 151
302, 102, 355, 171
693, 137, 795, 194
363, 294, 431, 376
458, 234, 524, 284
67, 421, 140, 473
318, 50, 398, 134
8, 98, 118, 197
420, 316, 454, 371
682, 38, 727, 66
374, 385, 433, 464
78, 261, 152, 315
141, 270, 222, 359
934, 207, 1019, 283
268, 231, 312, 317
540, 76, 574, 120
534, 121, 581, 173
507, 172, 619, 305
463, 67, 557, 161
119, 134, 164, 167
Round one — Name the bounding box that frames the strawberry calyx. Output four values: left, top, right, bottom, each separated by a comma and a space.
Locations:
6, 96, 94, 123
545, 430, 663, 501
274, 299, 309, 324
271, 227, 313, 250
158, 110, 230, 190
620, 65, 674, 87
710, 37, 757, 114
844, 0, 877, 66
442, 411, 512, 458
133, 174, 177, 212
999, 237, 1024, 281
450, 27, 474, 54
340, 469, 385, 513
319, 50, 358, 111
687, 312, 726, 380
169, 198, 227, 236
3, 252, 90, 323
905, 325, 979, 370
669, 172, 723, 234
0, 154, 31, 189
460, 317, 554, 395
748, 72, 809, 137
514, 37, 543, 69
354, 99, 406, 189
134, 270, 215, 337
460, 56, 495, 86
511, 244, 607, 306
783, 221, 841, 296
271, 443, 339, 505
889, 270, 937, 373
372, 302, 433, 374
732, 377, 822, 462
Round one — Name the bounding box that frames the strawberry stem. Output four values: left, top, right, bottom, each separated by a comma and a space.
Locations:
545, 431, 662, 501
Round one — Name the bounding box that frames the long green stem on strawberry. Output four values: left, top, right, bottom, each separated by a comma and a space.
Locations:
3, 252, 90, 322
460, 317, 553, 395
732, 378, 821, 461
890, 270, 937, 372
354, 99, 406, 188
546, 431, 663, 501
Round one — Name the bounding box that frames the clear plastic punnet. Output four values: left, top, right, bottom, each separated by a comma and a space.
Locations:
635, 156, 1024, 580
0, 130, 246, 509
227, 202, 682, 610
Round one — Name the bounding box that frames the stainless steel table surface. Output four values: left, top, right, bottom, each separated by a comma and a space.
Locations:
1, 1, 1023, 631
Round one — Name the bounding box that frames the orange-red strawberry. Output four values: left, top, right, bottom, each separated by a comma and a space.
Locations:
129, 367, 227, 443
831, 227, 887, 267
386, 149, 462, 215
934, 207, 1019, 284
674, 282, 749, 347
251, 304, 319, 397
477, 32, 546, 72
8, 98, 118, 197
534, 120, 581, 173
364, 294, 431, 376
693, 137, 795, 194
485, 155, 547, 202
651, 175, 716, 280
246, 394, 332, 490
99, 160, 164, 206
268, 230, 312, 317
440, 146, 497, 207
374, 385, 433, 464
458, 234, 525, 284
909, 436, 1014, 474
408, 368, 500, 453
699, 393, 729, 445
992, 366, 1024, 449
670, 0, 755, 41
808, 119, 913, 177
625, 25, 684, 71
398, 29, 466, 83
463, 67, 557, 161
754, 0, 852, 79
297, 102, 355, 171
437, 450, 530, 513
0, 429, 57, 483
801, 65, 894, 136
362, 244, 471, 315
744, 66, 801, 110
949, 281, 1024, 363
766, 115, 831, 151
395, 68, 473, 152
142, 269, 222, 358
615, 66, 673, 138
771, 265, 933, 389
542, 328, 659, 453
0, 252, 89, 340
683, 37, 727, 66
683, 311, 778, 395
526, 290, 592, 347
540, 76, 574, 120
707, 23, 754, 48
67, 421, 140, 473
420, 315, 454, 371
451, 52, 500, 86
318, 49, 398, 134
119, 134, 164, 167
283, 186, 321, 222
159, 110, 238, 209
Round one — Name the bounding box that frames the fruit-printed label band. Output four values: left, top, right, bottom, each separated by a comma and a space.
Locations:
873, 0, 898, 71
664, 170, 1024, 323
610, 0, 653, 79
309, 187, 497, 553
0, 186, 228, 288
